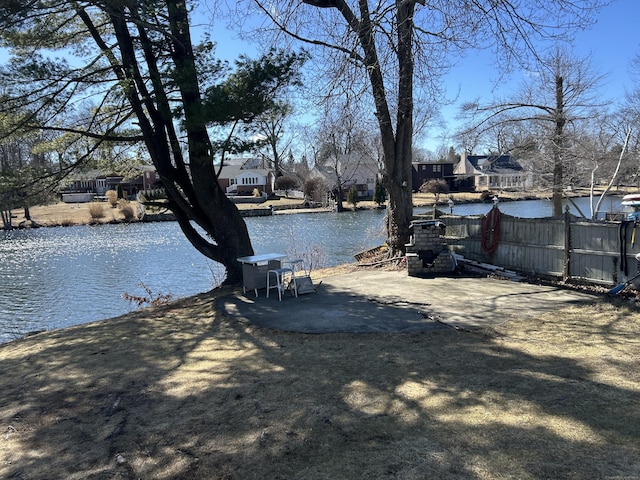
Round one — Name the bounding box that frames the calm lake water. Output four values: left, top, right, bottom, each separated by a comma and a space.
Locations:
442, 195, 622, 219
0, 195, 622, 343
0, 209, 387, 343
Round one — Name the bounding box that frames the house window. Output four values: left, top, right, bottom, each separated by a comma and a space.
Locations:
433, 164, 441, 173
421, 165, 427, 171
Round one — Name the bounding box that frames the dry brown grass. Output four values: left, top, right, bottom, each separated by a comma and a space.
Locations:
106, 189, 119, 207
88, 202, 106, 220
3, 192, 639, 478
118, 200, 136, 221
10, 201, 138, 226
1, 285, 638, 479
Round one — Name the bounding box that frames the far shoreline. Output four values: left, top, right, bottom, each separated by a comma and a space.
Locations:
5, 187, 635, 229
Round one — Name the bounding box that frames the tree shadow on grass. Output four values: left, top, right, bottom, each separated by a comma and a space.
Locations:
0, 287, 638, 479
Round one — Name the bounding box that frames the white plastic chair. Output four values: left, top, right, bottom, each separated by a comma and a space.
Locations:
266, 267, 298, 301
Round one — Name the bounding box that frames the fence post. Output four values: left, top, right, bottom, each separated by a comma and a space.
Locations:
563, 205, 571, 281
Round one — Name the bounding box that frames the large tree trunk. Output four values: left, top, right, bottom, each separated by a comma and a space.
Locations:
552, 75, 565, 216
163, 1, 254, 284
91, 2, 255, 286
303, 0, 416, 252
334, 186, 345, 212
384, 180, 413, 252
185, 132, 254, 284
388, 1, 416, 253
169, 185, 253, 285
349, 0, 416, 253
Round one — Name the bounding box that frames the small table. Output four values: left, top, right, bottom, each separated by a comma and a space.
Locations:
237, 253, 287, 296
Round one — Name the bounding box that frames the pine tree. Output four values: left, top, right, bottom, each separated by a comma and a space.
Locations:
347, 185, 359, 210
373, 178, 387, 207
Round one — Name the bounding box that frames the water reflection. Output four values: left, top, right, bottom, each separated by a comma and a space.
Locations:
249, 209, 387, 267
426, 195, 623, 219
0, 210, 386, 343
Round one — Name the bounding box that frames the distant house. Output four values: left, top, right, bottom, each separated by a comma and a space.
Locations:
60, 170, 100, 195
411, 161, 455, 192
138, 165, 161, 191
309, 153, 381, 199
217, 157, 275, 196
97, 166, 160, 198
60, 166, 160, 201
454, 152, 531, 191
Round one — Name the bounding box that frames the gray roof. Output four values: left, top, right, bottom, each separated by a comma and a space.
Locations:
312, 154, 380, 187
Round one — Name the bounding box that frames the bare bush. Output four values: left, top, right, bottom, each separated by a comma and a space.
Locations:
118, 200, 135, 221
284, 225, 327, 272
105, 190, 118, 207
275, 176, 299, 197
88, 203, 105, 220
419, 179, 449, 203
122, 283, 175, 309
304, 178, 328, 203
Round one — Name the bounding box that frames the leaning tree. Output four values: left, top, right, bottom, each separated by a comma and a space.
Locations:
0, 0, 305, 284
234, 0, 606, 253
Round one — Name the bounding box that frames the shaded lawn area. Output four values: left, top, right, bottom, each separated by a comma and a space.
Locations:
1, 287, 639, 479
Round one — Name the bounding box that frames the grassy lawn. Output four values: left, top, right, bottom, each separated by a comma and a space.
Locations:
1, 281, 638, 479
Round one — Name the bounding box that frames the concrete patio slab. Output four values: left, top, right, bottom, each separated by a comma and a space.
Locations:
218, 270, 598, 333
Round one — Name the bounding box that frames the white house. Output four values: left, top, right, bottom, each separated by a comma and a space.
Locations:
216, 157, 275, 196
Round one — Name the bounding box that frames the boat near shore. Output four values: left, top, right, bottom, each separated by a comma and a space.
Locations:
621, 194, 640, 221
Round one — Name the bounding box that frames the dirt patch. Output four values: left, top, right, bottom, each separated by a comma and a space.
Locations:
1, 282, 639, 479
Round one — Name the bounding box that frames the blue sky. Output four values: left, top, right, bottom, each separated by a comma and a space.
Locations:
206, 0, 640, 152
431, 0, 639, 151
443, 0, 638, 102
1, 1, 637, 155
573, 0, 638, 97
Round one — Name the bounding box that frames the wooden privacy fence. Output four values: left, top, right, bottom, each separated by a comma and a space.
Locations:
440, 207, 640, 286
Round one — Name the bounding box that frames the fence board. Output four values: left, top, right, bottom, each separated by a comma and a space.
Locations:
441, 210, 640, 286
